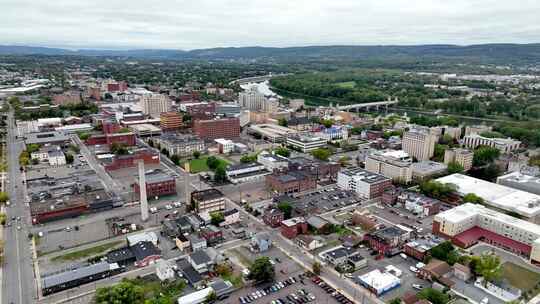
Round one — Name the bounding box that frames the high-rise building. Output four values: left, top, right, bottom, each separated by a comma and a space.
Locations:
192, 117, 240, 140
140, 94, 171, 118
238, 88, 278, 112
443, 148, 474, 171
402, 129, 437, 161
365, 150, 413, 183
160, 112, 182, 131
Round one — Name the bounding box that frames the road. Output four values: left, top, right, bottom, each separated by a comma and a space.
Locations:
2, 108, 38, 304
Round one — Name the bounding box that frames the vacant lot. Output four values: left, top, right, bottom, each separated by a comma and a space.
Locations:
186, 156, 229, 173
502, 262, 540, 291
51, 240, 124, 262
336, 81, 356, 88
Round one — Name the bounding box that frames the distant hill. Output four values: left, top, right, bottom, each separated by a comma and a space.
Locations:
1, 44, 540, 64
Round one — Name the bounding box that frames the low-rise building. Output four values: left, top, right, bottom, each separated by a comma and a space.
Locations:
251, 232, 272, 252
497, 172, 540, 196
444, 148, 474, 171
403, 237, 444, 261
248, 123, 297, 143
188, 250, 214, 274
411, 161, 447, 181
323, 247, 358, 266
364, 225, 412, 256
103, 149, 160, 171
263, 208, 285, 228
266, 171, 316, 194
463, 134, 521, 153
280, 217, 308, 239
286, 134, 327, 152
225, 162, 270, 184
296, 235, 325, 251
221, 209, 240, 226
200, 225, 223, 246
358, 269, 400, 296
397, 191, 441, 217
337, 167, 392, 199
257, 151, 289, 171
131, 241, 161, 267
134, 170, 176, 199
156, 134, 205, 157
191, 189, 226, 215
365, 150, 413, 183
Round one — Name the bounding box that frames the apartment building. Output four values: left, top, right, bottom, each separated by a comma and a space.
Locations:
155, 134, 205, 157
286, 134, 327, 153
337, 167, 392, 199
141, 94, 171, 118
443, 148, 474, 171
365, 150, 413, 183
462, 134, 521, 153
160, 112, 182, 131
191, 189, 226, 215
192, 117, 240, 140
402, 129, 437, 161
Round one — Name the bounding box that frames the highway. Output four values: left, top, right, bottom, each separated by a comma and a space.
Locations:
2, 108, 38, 304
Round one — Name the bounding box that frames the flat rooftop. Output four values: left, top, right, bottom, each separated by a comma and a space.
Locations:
339, 167, 390, 184
191, 188, 224, 202
411, 161, 448, 173
437, 173, 540, 218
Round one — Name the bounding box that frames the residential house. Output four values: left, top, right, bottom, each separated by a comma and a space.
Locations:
188, 250, 214, 274
131, 241, 161, 267
296, 235, 325, 251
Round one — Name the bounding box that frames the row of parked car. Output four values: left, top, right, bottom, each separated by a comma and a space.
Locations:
238, 277, 298, 303
311, 276, 353, 304
270, 288, 316, 304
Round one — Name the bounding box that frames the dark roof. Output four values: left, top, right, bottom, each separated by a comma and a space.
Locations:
209, 279, 233, 296
42, 262, 111, 289
372, 225, 408, 240
190, 250, 211, 265
227, 162, 263, 171
325, 247, 356, 259
177, 259, 203, 285
175, 216, 192, 228
130, 241, 160, 261
191, 188, 224, 202
105, 247, 135, 264
348, 253, 365, 262
223, 208, 239, 216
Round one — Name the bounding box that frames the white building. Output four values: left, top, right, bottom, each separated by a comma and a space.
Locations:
249, 124, 297, 143
358, 269, 400, 296
286, 134, 327, 153
462, 134, 521, 153
225, 163, 270, 184
497, 172, 540, 196
140, 94, 171, 118
437, 174, 540, 223
215, 138, 234, 154
402, 129, 437, 161
365, 150, 413, 183
337, 167, 391, 199
238, 88, 279, 113
257, 150, 289, 171
316, 126, 349, 141
47, 149, 66, 166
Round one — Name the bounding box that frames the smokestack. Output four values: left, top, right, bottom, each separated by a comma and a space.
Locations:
138, 160, 149, 221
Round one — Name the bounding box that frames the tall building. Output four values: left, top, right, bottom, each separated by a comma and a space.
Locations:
337, 167, 392, 199
140, 94, 171, 118
160, 112, 182, 131
238, 88, 278, 112
462, 134, 521, 153
402, 129, 437, 161
365, 150, 413, 183
443, 148, 474, 171
192, 117, 240, 140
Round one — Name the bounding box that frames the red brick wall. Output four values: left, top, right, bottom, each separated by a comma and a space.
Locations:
192, 118, 240, 140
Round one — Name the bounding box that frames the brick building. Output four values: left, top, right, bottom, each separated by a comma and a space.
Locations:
85, 132, 136, 147
265, 171, 317, 194
200, 225, 223, 246
280, 217, 308, 239
160, 112, 183, 131
364, 225, 412, 256
263, 208, 285, 228
288, 157, 340, 181
134, 170, 176, 198
191, 189, 226, 215
192, 117, 240, 140
103, 149, 160, 171
53, 91, 81, 105
185, 102, 216, 120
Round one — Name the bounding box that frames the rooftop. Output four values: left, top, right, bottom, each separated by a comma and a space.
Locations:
281, 217, 306, 227
25, 131, 71, 145
189, 250, 211, 265
437, 173, 540, 218
131, 241, 160, 261
191, 188, 224, 202
411, 161, 448, 173
339, 167, 390, 184
42, 262, 115, 289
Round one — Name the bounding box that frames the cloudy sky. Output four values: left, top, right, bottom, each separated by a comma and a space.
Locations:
1, 0, 539, 50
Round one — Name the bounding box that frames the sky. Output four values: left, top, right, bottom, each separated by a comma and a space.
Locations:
1, 0, 540, 50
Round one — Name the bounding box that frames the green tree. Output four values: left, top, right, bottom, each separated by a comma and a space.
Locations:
338, 156, 350, 167
389, 298, 402, 304
69, 144, 80, 153
111, 143, 129, 155
206, 156, 220, 170
65, 153, 74, 164
240, 154, 257, 163
0, 212, 6, 225
311, 148, 332, 161
430, 241, 460, 265
193, 150, 201, 159
475, 253, 502, 286
419, 180, 457, 199
321, 119, 333, 128
26, 144, 40, 153
0, 192, 8, 204
473, 146, 500, 166
214, 166, 227, 183
210, 211, 225, 225
312, 261, 322, 275
274, 147, 290, 158
170, 154, 180, 165
248, 257, 275, 283
278, 118, 288, 127
463, 193, 484, 204
277, 202, 293, 219
77, 132, 90, 140
417, 288, 450, 304
204, 291, 217, 303
116, 127, 131, 133
95, 279, 145, 304
447, 161, 464, 174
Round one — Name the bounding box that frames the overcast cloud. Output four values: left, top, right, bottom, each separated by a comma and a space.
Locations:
1, 0, 539, 50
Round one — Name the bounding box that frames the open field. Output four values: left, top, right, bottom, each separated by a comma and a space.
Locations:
502, 262, 540, 291
51, 240, 124, 262
336, 81, 356, 88
186, 155, 229, 173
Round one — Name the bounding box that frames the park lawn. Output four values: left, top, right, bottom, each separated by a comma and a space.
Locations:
51, 240, 124, 262
336, 81, 356, 89
502, 262, 540, 291
187, 156, 229, 173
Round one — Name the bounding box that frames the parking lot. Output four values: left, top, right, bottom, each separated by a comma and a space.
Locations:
365, 203, 434, 235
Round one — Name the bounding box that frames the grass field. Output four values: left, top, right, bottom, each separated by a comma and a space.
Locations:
502, 262, 540, 291
336, 81, 356, 88
51, 240, 124, 262
187, 155, 229, 173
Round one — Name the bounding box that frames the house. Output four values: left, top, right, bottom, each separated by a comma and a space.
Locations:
187, 235, 207, 252
200, 225, 223, 246
280, 217, 308, 239
340, 234, 363, 248
418, 259, 455, 287
296, 235, 325, 251
209, 279, 234, 300
453, 263, 472, 281
131, 241, 161, 267
348, 252, 368, 270
323, 247, 358, 266
188, 250, 214, 274
177, 259, 204, 289
176, 216, 193, 233
127, 231, 158, 247
306, 215, 331, 234
263, 208, 285, 228
364, 225, 412, 256
175, 234, 190, 252
403, 237, 444, 261
162, 219, 181, 238
221, 209, 240, 226
251, 232, 272, 252
156, 259, 176, 281
186, 214, 204, 230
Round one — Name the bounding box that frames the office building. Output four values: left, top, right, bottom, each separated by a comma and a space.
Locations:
238, 88, 277, 112
248, 124, 298, 143
215, 138, 234, 154
257, 151, 289, 171
365, 150, 413, 183
286, 134, 327, 153
462, 134, 521, 153
192, 117, 240, 140
337, 167, 392, 199
160, 112, 182, 131
225, 163, 270, 184
444, 148, 474, 171
156, 134, 205, 157
191, 189, 226, 215
402, 129, 437, 161
433, 203, 540, 264
411, 161, 448, 180
140, 94, 171, 118
437, 173, 540, 223
266, 171, 316, 194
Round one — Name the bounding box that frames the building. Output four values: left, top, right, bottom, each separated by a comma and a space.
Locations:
317, 126, 349, 141
462, 134, 521, 153
402, 129, 437, 161
140, 94, 171, 118
53, 91, 81, 105
403, 237, 444, 261
238, 89, 271, 111
225, 162, 270, 184
289, 99, 305, 111
41, 262, 120, 296
180, 102, 216, 120
103, 149, 160, 171
215, 138, 234, 154
257, 151, 289, 171
248, 124, 298, 143
133, 170, 176, 199
127, 231, 159, 247
296, 235, 325, 251
465, 125, 492, 136
192, 117, 240, 140
337, 167, 392, 199
85, 132, 137, 147
160, 112, 183, 131
288, 157, 340, 181
418, 259, 454, 287
25, 131, 71, 146
263, 208, 285, 228
433, 203, 540, 264
397, 191, 441, 217
251, 232, 272, 252
437, 173, 540, 223
31, 145, 66, 166
188, 250, 214, 274
131, 241, 161, 267
497, 172, 540, 196
306, 215, 331, 234
411, 161, 448, 180
200, 225, 224, 246
221, 209, 240, 226
280, 217, 308, 239
364, 225, 412, 256
348, 252, 368, 269
358, 269, 400, 296
215, 103, 241, 116
266, 171, 317, 194
453, 263, 472, 281
286, 134, 327, 153
365, 150, 413, 183
156, 134, 205, 157
444, 148, 474, 171
191, 189, 226, 215
105, 247, 136, 266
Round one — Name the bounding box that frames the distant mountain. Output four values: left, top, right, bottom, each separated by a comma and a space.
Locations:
1, 44, 540, 64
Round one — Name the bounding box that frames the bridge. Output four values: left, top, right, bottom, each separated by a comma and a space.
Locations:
336, 98, 399, 112
229, 73, 291, 85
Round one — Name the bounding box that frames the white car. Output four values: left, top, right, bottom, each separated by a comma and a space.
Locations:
165, 204, 173, 210
409, 266, 418, 273
400, 253, 407, 259
173, 202, 182, 208
481, 297, 489, 304
150, 207, 158, 213
412, 284, 423, 290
